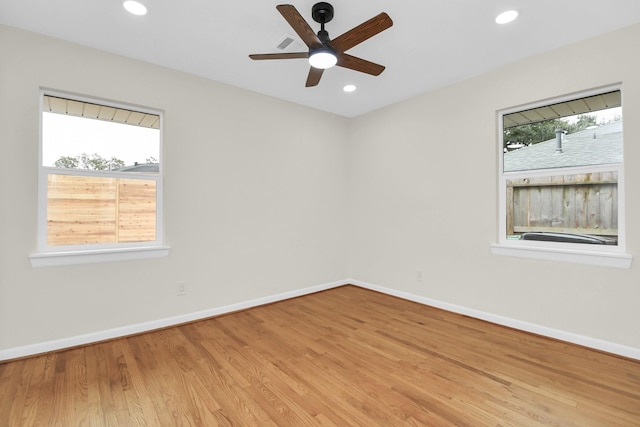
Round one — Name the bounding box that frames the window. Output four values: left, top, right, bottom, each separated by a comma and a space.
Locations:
492, 86, 631, 268
30, 91, 168, 266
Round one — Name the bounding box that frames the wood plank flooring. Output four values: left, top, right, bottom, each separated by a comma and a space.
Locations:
1, 285, 639, 426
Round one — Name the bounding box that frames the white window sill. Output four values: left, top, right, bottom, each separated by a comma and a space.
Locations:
29, 245, 170, 267
491, 243, 632, 269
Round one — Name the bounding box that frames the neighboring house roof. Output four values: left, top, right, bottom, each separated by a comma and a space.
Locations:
504, 120, 622, 172
117, 163, 159, 173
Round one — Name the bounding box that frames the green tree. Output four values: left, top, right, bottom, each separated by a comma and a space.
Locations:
54, 155, 79, 169
505, 119, 567, 149
54, 153, 125, 170
569, 114, 598, 132
504, 114, 600, 151
108, 157, 126, 170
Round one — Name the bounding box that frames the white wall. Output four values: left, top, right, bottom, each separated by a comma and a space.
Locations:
2, 22, 639, 358
0, 25, 349, 353
348, 24, 640, 350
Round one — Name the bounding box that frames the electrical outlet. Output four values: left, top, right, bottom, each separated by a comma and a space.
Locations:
177, 281, 187, 296
416, 269, 423, 282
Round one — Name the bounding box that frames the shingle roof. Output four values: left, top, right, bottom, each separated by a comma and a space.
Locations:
117, 163, 159, 173
504, 121, 622, 172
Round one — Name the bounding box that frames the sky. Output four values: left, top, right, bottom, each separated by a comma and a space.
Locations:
565, 107, 622, 125
42, 112, 160, 167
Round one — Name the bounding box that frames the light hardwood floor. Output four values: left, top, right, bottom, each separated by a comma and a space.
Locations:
1, 285, 639, 426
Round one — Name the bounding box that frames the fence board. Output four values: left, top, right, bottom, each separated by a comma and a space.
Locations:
506, 171, 618, 238
118, 177, 156, 243
47, 174, 156, 246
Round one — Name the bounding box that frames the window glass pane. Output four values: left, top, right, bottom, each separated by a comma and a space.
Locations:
500, 89, 623, 248
505, 171, 618, 244
43, 111, 160, 173
117, 178, 157, 243
41, 94, 161, 249
47, 174, 157, 246
503, 91, 622, 172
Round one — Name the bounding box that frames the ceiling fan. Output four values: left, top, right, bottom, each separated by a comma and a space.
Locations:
249, 2, 393, 87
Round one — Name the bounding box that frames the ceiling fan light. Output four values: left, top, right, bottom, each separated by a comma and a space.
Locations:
309, 50, 337, 69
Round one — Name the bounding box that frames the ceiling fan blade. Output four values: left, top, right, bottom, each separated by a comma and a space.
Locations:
336, 53, 385, 76
305, 67, 324, 87
249, 52, 308, 60
331, 12, 393, 53
276, 4, 323, 49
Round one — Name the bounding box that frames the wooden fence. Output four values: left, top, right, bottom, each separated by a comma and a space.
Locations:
506, 171, 617, 237
47, 174, 156, 246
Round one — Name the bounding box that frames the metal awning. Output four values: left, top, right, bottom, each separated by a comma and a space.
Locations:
43, 95, 160, 129
503, 90, 621, 129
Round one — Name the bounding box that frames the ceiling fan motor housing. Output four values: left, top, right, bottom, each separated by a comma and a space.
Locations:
312, 2, 334, 24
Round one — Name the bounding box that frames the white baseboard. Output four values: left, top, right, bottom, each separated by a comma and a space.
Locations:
0, 279, 348, 362
350, 279, 640, 361
2, 278, 639, 362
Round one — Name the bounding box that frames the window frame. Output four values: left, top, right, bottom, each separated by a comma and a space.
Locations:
30, 89, 169, 267
491, 85, 632, 268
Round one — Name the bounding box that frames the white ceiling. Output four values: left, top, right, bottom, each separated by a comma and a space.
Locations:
2, 0, 640, 118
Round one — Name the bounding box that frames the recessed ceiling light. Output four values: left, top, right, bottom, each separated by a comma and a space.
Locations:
495, 10, 518, 24
123, 1, 148, 16
343, 84, 357, 93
